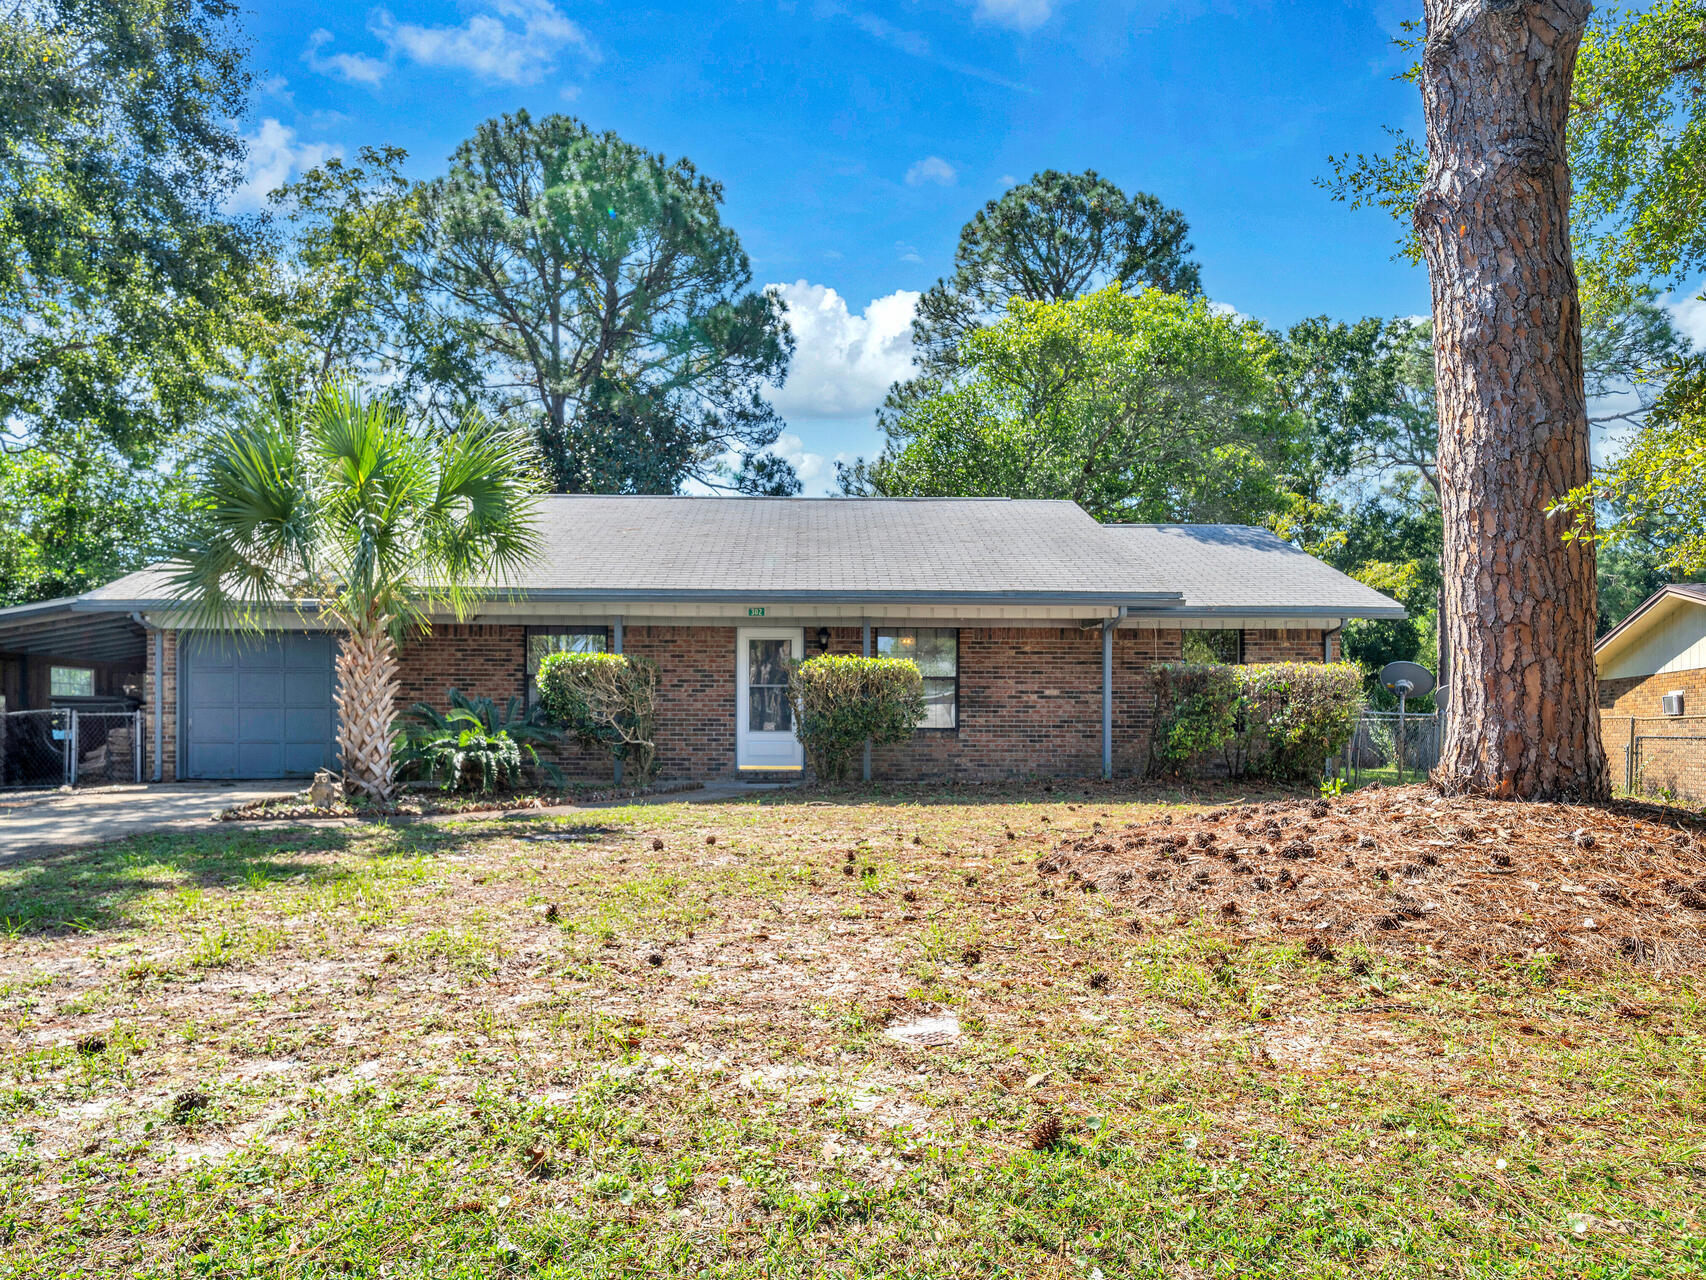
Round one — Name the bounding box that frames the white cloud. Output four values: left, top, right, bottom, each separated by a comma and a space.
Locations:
905, 155, 958, 187
767, 281, 920, 420
1663, 282, 1706, 351
772, 433, 827, 485
302, 29, 389, 86
974, 0, 1055, 31
369, 0, 597, 86
228, 119, 340, 212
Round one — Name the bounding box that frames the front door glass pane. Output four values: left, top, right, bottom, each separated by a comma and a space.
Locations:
748, 639, 792, 731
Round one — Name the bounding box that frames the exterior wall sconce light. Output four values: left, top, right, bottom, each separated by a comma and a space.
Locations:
816, 626, 831, 652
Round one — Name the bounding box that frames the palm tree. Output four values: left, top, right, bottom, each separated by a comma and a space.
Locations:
171, 387, 541, 801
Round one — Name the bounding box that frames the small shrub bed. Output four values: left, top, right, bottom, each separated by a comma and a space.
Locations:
787, 655, 926, 781
1150, 661, 1363, 783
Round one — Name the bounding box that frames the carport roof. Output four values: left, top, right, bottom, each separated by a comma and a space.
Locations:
0, 595, 147, 665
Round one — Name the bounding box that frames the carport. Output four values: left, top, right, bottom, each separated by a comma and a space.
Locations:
0, 586, 342, 785
0, 596, 148, 787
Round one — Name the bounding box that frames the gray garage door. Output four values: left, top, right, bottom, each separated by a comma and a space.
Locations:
180, 633, 339, 779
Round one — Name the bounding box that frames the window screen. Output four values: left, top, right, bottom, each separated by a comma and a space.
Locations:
876, 628, 958, 729
50, 666, 95, 698
526, 629, 607, 704
1182, 630, 1243, 664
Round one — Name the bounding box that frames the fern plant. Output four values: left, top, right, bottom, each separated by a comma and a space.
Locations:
394, 688, 565, 791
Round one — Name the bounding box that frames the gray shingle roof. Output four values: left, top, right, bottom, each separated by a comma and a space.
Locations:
1100, 523, 1406, 616
48, 496, 1404, 617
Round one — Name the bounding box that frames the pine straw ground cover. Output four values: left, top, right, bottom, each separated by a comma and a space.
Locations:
0, 785, 1701, 1278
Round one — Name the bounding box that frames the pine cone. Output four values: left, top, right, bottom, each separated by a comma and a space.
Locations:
1028, 1115, 1062, 1151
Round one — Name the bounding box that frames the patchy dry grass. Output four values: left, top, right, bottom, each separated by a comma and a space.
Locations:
0, 784, 1702, 1278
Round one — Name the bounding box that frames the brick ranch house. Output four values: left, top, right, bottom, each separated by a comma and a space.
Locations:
1596, 583, 1706, 803
0, 497, 1403, 785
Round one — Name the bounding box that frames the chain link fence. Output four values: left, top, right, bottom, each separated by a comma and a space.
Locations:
0, 709, 142, 789
1331, 709, 1442, 789
1604, 714, 1706, 807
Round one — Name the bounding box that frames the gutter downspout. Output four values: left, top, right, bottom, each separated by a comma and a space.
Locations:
1102, 607, 1126, 780
861, 620, 872, 783
1323, 621, 1343, 663
612, 615, 624, 786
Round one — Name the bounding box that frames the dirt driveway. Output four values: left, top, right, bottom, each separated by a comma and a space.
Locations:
0, 782, 299, 860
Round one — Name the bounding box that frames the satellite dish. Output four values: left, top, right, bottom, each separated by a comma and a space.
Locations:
1379, 660, 1436, 699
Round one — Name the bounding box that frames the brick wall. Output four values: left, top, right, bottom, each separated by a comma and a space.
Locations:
628, 626, 738, 778
395, 624, 614, 782
1243, 628, 1340, 663
1598, 665, 1706, 802
154, 622, 1340, 786
142, 630, 178, 782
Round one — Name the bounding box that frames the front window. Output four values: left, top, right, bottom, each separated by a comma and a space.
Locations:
1182, 630, 1243, 664
50, 666, 95, 698
876, 628, 958, 729
526, 628, 607, 705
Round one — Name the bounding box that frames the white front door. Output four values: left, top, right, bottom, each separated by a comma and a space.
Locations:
736, 628, 804, 771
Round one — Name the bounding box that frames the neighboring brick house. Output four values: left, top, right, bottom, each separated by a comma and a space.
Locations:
0, 497, 1400, 785
1596, 584, 1706, 804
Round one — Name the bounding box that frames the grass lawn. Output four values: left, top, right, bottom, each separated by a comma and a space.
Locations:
1, 785, 1702, 1277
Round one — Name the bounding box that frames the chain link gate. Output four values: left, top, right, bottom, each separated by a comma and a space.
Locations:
1332, 709, 1442, 789
0, 708, 143, 788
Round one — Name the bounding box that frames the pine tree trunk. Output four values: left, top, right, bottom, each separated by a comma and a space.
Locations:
334, 626, 400, 802
1414, 0, 1607, 800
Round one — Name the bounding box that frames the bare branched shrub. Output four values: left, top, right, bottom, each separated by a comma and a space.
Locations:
536, 652, 661, 780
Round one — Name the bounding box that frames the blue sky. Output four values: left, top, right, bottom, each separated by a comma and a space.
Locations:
238, 0, 1436, 490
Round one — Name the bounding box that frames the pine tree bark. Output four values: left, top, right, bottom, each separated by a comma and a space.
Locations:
334, 626, 401, 802
1415, 0, 1608, 799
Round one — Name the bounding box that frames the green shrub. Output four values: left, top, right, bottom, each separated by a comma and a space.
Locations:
1233, 661, 1365, 783
536, 651, 661, 780
1149, 660, 1363, 783
786, 655, 926, 781
1148, 663, 1241, 775
394, 688, 564, 792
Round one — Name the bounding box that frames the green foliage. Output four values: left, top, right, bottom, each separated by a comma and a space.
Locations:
0, 432, 197, 605
902, 169, 1201, 381
1147, 664, 1241, 774
1320, 3, 1706, 321
0, 0, 264, 456
1232, 662, 1365, 784
536, 651, 661, 780
1149, 662, 1364, 783
394, 718, 525, 794
784, 656, 926, 782
169, 386, 542, 642
263, 146, 424, 395
402, 111, 793, 495
846, 287, 1295, 524
395, 688, 565, 792
1558, 356, 1706, 577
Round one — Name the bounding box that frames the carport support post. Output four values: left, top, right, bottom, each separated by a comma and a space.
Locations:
612, 616, 624, 787
1101, 621, 1114, 780
862, 621, 872, 783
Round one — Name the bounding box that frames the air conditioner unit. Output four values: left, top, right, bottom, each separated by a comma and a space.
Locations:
1661, 691, 1685, 717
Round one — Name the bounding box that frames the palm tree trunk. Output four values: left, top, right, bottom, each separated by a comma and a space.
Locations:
334, 626, 400, 802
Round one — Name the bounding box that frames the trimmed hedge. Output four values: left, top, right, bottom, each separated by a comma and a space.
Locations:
536, 651, 661, 780
1149, 660, 1363, 783
786, 655, 926, 781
